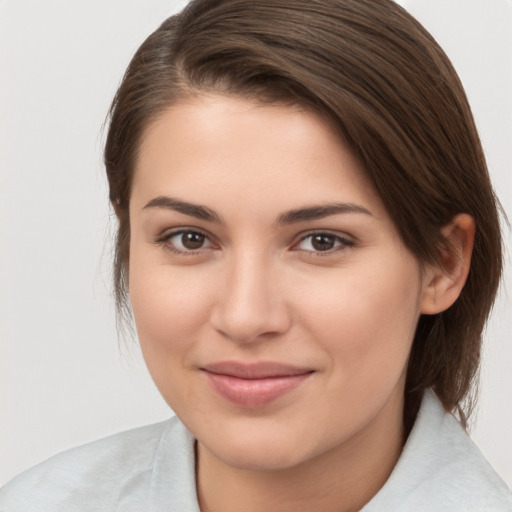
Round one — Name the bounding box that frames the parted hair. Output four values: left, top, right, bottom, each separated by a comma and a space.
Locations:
104, 0, 503, 429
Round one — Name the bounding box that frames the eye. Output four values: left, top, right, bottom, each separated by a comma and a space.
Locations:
157, 229, 213, 253
294, 232, 353, 253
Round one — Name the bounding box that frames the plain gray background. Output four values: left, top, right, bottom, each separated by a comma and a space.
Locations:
1, 0, 511, 487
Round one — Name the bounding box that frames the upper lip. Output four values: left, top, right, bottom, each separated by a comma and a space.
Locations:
201, 361, 314, 379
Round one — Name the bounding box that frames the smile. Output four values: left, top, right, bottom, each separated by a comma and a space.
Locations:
201, 362, 314, 407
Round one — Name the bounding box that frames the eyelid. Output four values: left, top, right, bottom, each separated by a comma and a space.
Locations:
156, 226, 209, 242
154, 226, 354, 256
155, 227, 217, 254
291, 230, 355, 254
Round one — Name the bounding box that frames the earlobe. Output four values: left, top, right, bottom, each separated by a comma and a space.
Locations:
420, 214, 475, 315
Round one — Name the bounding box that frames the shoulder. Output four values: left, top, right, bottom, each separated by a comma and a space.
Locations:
0, 416, 192, 512
364, 390, 512, 511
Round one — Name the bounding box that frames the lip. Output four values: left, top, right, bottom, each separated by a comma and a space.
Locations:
201, 361, 314, 407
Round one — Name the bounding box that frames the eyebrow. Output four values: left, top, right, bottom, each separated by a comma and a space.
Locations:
143, 196, 222, 223
276, 202, 373, 225
142, 196, 372, 225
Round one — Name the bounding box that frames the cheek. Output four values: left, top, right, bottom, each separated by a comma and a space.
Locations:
296, 255, 422, 385
128, 248, 215, 362
128, 256, 219, 409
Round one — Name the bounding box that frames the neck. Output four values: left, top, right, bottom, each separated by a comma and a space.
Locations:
196, 393, 404, 512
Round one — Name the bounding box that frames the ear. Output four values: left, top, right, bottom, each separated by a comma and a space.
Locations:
420, 214, 475, 315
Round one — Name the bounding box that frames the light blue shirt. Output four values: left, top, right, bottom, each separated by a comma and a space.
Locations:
1, 390, 511, 511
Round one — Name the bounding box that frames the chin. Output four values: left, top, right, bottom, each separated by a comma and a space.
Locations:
205, 441, 307, 472
196, 419, 321, 472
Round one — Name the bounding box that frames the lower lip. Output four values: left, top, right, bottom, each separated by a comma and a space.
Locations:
203, 371, 312, 407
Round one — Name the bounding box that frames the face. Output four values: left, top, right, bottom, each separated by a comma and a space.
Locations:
129, 95, 431, 472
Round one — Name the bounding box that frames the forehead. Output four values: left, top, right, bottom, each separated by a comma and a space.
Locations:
132, 94, 385, 219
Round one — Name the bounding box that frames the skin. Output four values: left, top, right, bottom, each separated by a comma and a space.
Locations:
128, 94, 474, 512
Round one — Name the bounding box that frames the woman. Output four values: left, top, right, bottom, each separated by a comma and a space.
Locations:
1, 0, 511, 510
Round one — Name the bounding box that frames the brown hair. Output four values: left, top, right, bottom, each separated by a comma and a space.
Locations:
104, 0, 503, 427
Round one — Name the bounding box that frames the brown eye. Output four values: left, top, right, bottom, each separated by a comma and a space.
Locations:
181, 231, 205, 250
295, 232, 353, 254
311, 234, 336, 251
162, 229, 212, 253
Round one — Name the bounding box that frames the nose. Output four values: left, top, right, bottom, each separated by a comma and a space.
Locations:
210, 253, 292, 344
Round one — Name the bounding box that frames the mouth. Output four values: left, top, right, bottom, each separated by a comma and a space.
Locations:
200, 361, 314, 407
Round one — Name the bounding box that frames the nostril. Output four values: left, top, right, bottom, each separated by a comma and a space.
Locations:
209, 260, 292, 343
210, 298, 292, 344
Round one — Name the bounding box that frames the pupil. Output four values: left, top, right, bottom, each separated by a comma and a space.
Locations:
312, 234, 335, 251
183, 232, 204, 249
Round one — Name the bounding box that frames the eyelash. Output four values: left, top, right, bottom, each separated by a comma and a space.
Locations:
293, 231, 355, 256
156, 229, 214, 255
155, 229, 355, 256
